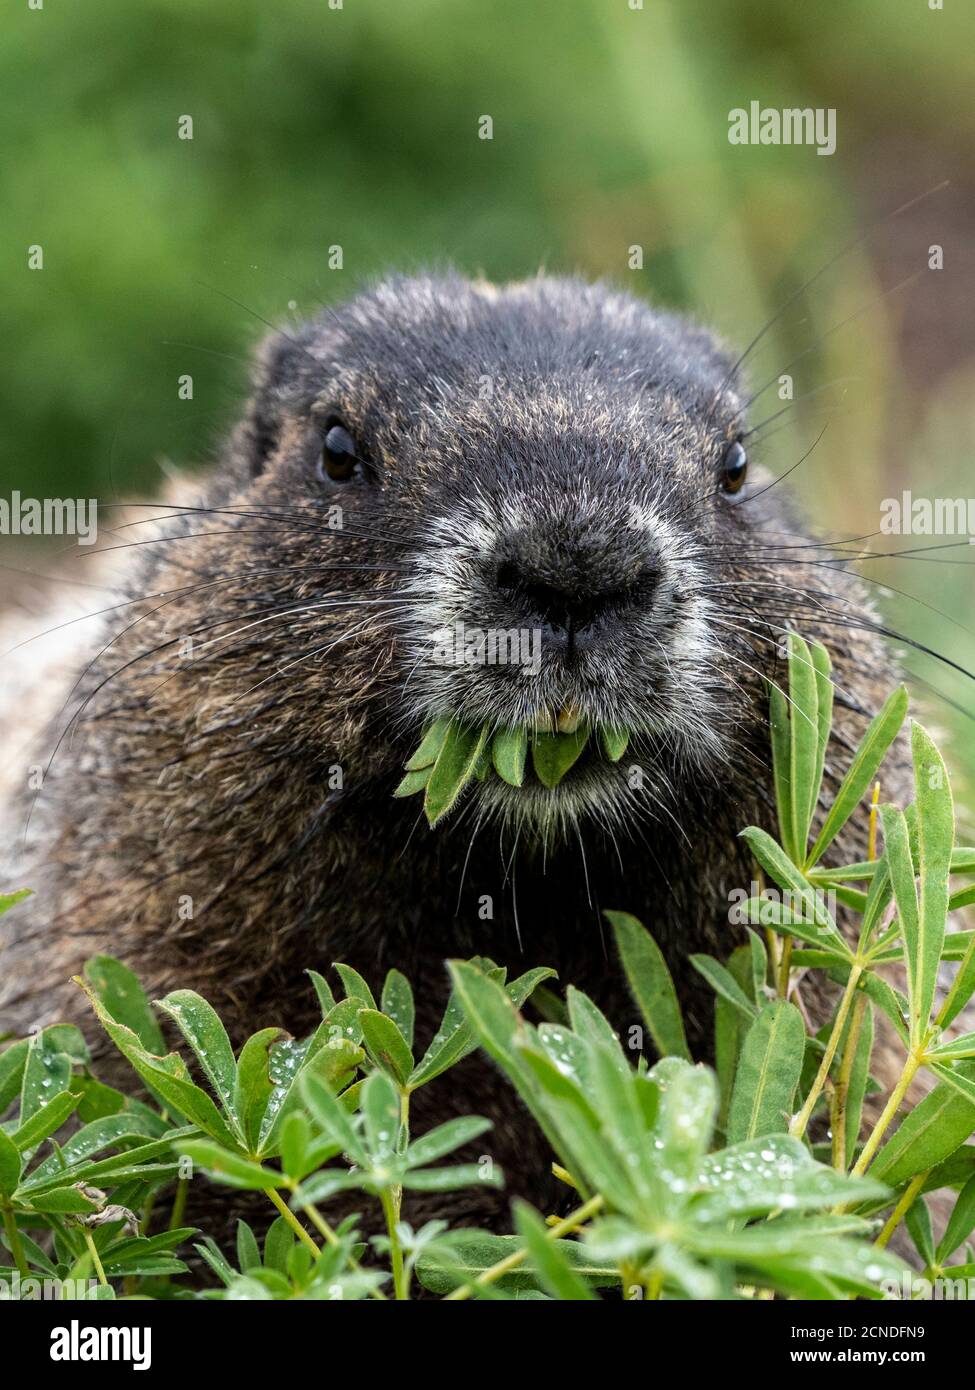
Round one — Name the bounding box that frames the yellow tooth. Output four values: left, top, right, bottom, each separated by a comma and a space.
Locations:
533, 709, 555, 733
556, 704, 581, 734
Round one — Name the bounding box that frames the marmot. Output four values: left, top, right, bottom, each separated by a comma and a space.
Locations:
0, 273, 908, 1227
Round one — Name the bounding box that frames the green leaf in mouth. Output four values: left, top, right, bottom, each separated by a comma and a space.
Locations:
492, 726, 529, 787
531, 726, 590, 789
396, 717, 633, 825
599, 726, 630, 762
423, 722, 491, 826
404, 716, 452, 771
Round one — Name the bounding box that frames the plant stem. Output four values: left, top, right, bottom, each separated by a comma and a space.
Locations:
851, 1052, 922, 1178
292, 1190, 388, 1300
789, 965, 862, 1139
444, 1194, 604, 1301
169, 1176, 188, 1231
868, 781, 881, 863
875, 1170, 929, 1249
83, 1228, 108, 1286
2, 1203, 30, 1280
831, 991, 868, 1171
778, 936, 794, 999
381, 1188, 407, 1300
264, 1186, 321, 1256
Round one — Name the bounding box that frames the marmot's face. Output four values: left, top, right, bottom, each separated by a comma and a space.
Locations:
241, 274, 780, 836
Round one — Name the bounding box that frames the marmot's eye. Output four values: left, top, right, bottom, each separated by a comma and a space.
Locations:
720, 439, 748, 496
319, 423, 359, 482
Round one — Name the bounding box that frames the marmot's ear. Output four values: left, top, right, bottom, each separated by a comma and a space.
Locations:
237, 326, 315, 478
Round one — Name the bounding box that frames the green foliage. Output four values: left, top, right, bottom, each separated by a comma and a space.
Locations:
5, 637, 975, 1298
397, 717, 634, 824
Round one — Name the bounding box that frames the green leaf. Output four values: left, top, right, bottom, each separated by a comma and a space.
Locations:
565, 987, 628, 1072
20, 1029, 72, 1122
300, 1071, 368, 1167
844, 999, 874, 1161
178, 1139, 282, 1191
492, 726, 528, 786
694, 1136, 885, 1220
907, 721, 954, 1041
12, 1090, 81, 1152
689, 955, 758, 1021
740, 826, 848, 955
257, 1034, 363, 1157
416, 1229, 617, 1296
405, 717, 452, 771
531, 727, 589, 789
77, 978, 239, 1147
333, 964, 377, 1011
905, 1198, 935, 1268
598, 726, 629, 763
361, 1069, 400, 1164
82, 955, 165, 1054
513, 1201, 595, 1300
937, 1172, 975, 1263
872, 1067, 975, 1186
23, 1184, 104, 1214
806, 684, 909, 869
156, 990, 239, 1128
394, 768, 431, 798
306, 970, 336, 1016
401, 1163, 503, 1192
424, 722, 489, 825
787, 633, 821, 859
405, 1116, 492, 1170
233, 1027, 283, 1150
0, 1039, 29, 1112
607, 910, 689, 1060
652, 1058, 717, 1178
0, 888, 31, 916
358, 1009, 414, 1086
810, 640, 833, 831
407, 962, 555, 1089
236, 1220, 262, 1273
769, 681, 796, 861
0, 1130, 22, 1197
380, 970, 415, 1049
728, 1001, 805, 1143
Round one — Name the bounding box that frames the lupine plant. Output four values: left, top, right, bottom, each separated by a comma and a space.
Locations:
3, 635, 975, 1298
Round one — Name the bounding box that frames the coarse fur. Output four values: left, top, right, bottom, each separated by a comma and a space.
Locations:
0, 272, 910, 1231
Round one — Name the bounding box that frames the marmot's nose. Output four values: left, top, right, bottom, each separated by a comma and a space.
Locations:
494, 558, 659, 636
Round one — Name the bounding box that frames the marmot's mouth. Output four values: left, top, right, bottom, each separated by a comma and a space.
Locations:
394, 712, 630, 827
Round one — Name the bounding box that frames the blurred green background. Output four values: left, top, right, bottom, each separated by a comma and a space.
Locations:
2, 0, 973, 796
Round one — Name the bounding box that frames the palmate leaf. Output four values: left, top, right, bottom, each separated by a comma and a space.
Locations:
357, 1009, 414, 1086
83, 955, 165, 1054
76, 977, 239, 1148
156, 990, 239, 1132
380, 969, 415, 1049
